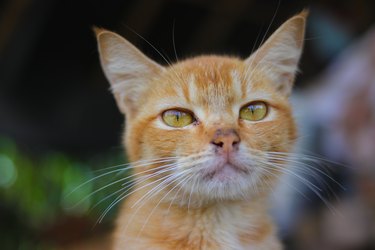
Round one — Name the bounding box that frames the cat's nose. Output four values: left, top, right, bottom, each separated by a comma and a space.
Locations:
211, 128, 240, 153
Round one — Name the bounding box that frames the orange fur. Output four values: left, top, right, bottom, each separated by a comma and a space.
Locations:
96, 11, 307, 250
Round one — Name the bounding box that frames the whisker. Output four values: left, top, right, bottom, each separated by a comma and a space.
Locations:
121, 156, 210, 234
123, 24, 188, 87
247, 148, 345, 193
124, 25, 173, 67
92, 168, 174, 212
172, 20, 179, 62
136, 174, 194, 238
245, 0, 281, 79
131, 156, 209, 209
267, 151, 348, 168
67, 160, 179, 208
94, 156, 179, 173
257, 158, 323, 192
90, 178, 134, 212
130, 168, 191, 209
97, 170, 180, 224
66, 157, 178, 199
66, 168, 131, 199
167, 174, 194, 213
117, 171, 192, 234
187, 175, 198, 212
256, 159, 338, 214
76, 163, 180, 210
258, 164, 311, 201
257, 0, 281, 51
94, 152, 209, 213
265, 154, 345, 190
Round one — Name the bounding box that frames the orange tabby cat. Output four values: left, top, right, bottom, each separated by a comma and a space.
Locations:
95, 11, 307, 250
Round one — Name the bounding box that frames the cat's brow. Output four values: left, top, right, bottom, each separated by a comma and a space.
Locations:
155, 98, 190, 110
229, 70, 241, 98
243, 91, 274, 103
187, 74, 197, 103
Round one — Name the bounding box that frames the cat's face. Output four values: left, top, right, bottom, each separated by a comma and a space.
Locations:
96, 11, 306, 203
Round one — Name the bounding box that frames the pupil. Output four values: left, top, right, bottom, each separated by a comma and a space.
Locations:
250, 106, 255, 114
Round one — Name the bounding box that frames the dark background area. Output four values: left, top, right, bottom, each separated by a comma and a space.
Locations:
2, 0, 374, 156
1, 0, 375, 249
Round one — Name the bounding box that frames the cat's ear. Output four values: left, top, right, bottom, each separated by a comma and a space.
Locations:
245, 10, 308, 96
95, 28, 164, 115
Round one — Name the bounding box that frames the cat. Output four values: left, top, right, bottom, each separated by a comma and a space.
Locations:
95, 10, 307, 250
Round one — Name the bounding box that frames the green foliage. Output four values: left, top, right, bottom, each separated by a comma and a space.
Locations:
0, 136, 129, 248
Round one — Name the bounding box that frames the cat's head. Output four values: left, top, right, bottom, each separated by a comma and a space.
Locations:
96, 11, 307, 203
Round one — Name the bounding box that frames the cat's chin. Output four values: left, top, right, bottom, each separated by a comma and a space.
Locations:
189, 162, 258, 201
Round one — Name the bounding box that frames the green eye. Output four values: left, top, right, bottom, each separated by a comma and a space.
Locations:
162, 109, 194, 128
240, 101, 268, 121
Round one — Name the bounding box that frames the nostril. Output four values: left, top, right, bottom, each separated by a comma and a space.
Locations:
210, 128, 241, 150
211, 141, 224, 148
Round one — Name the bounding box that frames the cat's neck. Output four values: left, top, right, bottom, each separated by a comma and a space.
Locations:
114, 190, 279, 250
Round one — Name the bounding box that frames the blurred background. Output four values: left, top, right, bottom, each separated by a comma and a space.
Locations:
1, 0, 374, 249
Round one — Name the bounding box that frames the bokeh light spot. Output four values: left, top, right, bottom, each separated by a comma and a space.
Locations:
0, 154, 17, 188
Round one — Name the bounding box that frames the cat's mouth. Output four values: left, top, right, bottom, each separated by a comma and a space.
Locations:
202, 161, 250, 181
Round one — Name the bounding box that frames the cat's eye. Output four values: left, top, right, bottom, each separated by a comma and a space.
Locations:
162, 109, 195, 128
239, 101, 268, 121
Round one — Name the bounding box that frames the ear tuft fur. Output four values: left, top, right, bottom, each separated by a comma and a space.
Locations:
245, 11, 308, 96
95, 30, 163, 116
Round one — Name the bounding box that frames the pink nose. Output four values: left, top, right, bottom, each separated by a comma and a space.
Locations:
211, 128, 240, 153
